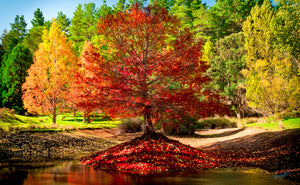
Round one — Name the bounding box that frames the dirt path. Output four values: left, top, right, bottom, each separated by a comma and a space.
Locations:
75, 127, 266, 148
170, 127, 265, 148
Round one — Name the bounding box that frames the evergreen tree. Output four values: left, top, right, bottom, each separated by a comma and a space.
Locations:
170, 0, 204, 30
0, 29, 19, 53
192, 5, 211, 41
113, 0, 129, 12
97, 0, 113, 18
56, 11, 71, 34
70, 2, 112, 55
10, 15, 27, 39
31, 8, 45, 27
128, 0, 147, 6
208, 32, 247, 118
1, 44, 32, 113
69, 4, 88, 54
150, 0, 176, 11
271, 0, 300, 65
193, 0, 263, 42
23, 26, 44, 54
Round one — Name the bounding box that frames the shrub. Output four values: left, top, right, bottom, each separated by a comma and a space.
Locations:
118, 118, 143, 134
198, 118, 237, 129
101, 115, 112, 121
161, 117, 199, 136
281, 110, 300, 119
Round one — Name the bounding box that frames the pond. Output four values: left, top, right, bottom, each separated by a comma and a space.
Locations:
0, 161, 297, 185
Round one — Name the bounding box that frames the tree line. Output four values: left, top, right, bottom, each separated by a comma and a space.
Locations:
0, 0, 299, 123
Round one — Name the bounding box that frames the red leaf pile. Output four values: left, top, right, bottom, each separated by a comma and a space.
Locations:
81, 133, 222, 174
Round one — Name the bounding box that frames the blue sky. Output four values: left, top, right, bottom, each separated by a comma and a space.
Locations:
0, 0, 215, 34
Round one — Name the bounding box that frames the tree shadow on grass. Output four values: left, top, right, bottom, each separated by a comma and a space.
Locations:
62, 116, 111, 123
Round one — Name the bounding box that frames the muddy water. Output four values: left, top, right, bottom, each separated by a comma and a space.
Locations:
0, 161, 297, 185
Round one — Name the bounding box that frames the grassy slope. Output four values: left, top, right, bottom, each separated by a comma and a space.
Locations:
0, 113, 120, 132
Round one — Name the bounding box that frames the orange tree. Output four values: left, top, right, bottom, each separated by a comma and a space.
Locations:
76, 4, 227, 136
22, 20, 77, 124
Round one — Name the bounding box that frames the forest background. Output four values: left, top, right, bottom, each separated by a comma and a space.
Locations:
0, 0, 299, 126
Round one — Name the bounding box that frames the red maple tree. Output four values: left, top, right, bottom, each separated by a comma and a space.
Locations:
77, 4, 226, 135
80, 4, 228, 173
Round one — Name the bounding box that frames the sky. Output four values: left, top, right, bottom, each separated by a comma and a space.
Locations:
0, 0, 215, 34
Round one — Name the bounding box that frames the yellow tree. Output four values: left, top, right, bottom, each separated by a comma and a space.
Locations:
242, 1, 300, 115
22, 20, 77, 124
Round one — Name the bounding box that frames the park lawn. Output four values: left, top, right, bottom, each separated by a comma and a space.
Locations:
245, 117, 300, 131
0, 113, 120, 132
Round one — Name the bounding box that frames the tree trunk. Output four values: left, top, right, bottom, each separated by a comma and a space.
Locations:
143, 111, 154, 136
236, 111, 241, 120
83, 115, 87, 123
52, 108, 57, 125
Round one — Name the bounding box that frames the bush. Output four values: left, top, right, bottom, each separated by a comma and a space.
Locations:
198, 118, 237, 129
161, 117, 199, 136
118, 118, 143, 134
281, 110, 300, 120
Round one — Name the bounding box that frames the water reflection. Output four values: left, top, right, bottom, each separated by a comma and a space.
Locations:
0, 162, 297, 185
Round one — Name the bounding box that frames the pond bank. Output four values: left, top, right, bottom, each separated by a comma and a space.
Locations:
0, 128, 299, 179
0, 130, 117, 164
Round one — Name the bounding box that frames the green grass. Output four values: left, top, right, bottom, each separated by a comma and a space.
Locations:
0, 112, 120, 132
245, 117, 300, 131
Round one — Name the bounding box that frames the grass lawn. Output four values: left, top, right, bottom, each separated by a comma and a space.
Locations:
245, 117, 300, 131
1, 106, 299, 133
0, 112, 120, 132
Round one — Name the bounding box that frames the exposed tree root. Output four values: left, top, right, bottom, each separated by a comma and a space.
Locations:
81, 132, 222, 174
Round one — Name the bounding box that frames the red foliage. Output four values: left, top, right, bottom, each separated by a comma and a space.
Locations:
68, 42, 104, 121
79, 4, 229, 174
75, 4, 228, 133
81, 133, 222, 174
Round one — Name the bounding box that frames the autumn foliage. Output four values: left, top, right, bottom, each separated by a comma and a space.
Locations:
22, 20, 77, 124
79, 4, 228, 174
74, 4, 227, 135
68, 42, 104, 123
81, 132, 221, 174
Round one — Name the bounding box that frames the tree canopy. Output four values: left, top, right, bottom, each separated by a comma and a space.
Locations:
22, 20, 77, 124
0, 0, 298, 120
74, 4, 227, 134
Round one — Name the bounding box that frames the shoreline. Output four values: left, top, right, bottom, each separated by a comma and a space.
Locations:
1, 128, 299, 174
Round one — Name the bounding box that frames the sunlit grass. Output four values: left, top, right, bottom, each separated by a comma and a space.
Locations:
282, 118, 300, 130
1, 108, 299, 132
0, 113, 120, 132
245, 117, 300, 131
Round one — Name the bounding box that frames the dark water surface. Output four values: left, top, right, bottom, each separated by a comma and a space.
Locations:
0, 161, 297, 185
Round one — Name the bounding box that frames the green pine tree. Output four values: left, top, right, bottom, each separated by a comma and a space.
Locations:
56, 11, 71, 34
31, 8, 45, 27
10, 15, 27, 39
208, 32, 247, 118
1, 43, 32, 113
